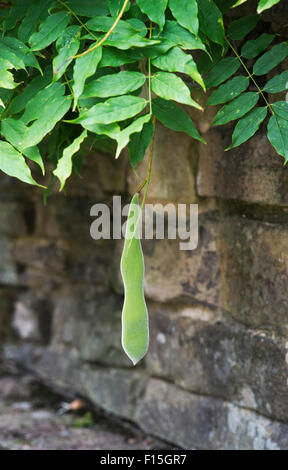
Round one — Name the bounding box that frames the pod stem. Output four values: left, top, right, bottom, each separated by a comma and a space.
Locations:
127, 116, 156, 250
136, 116, 156, 202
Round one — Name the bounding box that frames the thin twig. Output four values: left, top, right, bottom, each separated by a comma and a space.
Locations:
147, 22, 153, 115
128, 116, 156, 248
56, 0, 98, 40
64, 72, 80, 112
136, 116, 156, 198
73, 0, 130, 59
226, 38, 274, 114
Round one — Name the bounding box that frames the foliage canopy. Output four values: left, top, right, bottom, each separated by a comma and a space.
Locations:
0, 0, 286, 190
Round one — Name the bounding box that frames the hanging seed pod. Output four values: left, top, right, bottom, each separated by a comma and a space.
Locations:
120, 193, 149, 365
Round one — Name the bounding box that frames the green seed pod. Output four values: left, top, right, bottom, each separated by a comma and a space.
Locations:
121, 193, 149, 365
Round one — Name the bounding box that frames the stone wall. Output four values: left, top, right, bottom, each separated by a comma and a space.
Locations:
2, 2, 288, 449
2, 118, 288, 450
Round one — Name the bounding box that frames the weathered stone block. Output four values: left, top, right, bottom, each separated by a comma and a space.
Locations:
12, 236, 112, 291
197, 131, 288, 205
13, 300, 40, 341
34, 195, 97, 240
0, 288, 14, 342
187, 92, 218, 135
113, 214, 220, 304
136, 378, 288, 450
128, 122, 198, 204
146, 307, 288, 422
0, 236, 18, 286
13, 237, 71, 276
12, 292, 53, 344
82, 367, 147, 419
0, 202, 27, 236
217, 216, 288, 335
142, 215, 220, 305
5, 344, 147, 421
0, 173, 35, 201
66, 150, 127, 196
52, 287, 130, 367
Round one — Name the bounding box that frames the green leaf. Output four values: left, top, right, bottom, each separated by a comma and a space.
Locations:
0, 64, 18, 90
86, 17, 158, 50
127, 4, 147, 21
67, 0, 109, 17
0, 98, 5, 109
0, 141, 42, 187
162, 20, 207, 52
109, 0, 130, 16
21, 82, 66, 124
53, 26, 81, 82
136, 0, 168, 31
86, 16, 146, 35
29, 12, 71, 51
226, 107, 267, 150
228, 15, 259, 40
264, 72, 288, 93
233, 0, 249, 6
1, 118, 45, 174
7, 68, 52, 115
205, 57, 240, 89
24, 146, 45, 175
2, 0, 29, 33
152, 98, 205, 143
72, 47, 102, 111
80, 122, 121, 140
0, 37, 26, 70
70, 96, 147, 126
139, 41, 175, 59
241, 33, 275, 59
97, 34, 159, 50
267, 114, 288, 162
257, 0, 281, 14
121, 193, 149, 365
100, 48, 142, 67
152, 47, 205, 90
207, 76, 249, 105
168, 0, 198, 36
213, 92, 260, 126
20, 83, 71, 148
0, 89, 13, 107
198, 0, 225, 45
271, 101, 288, 119
128, 120, 154, 168
115, 114, 151, 159
0, 37, 41, 72
253, 43, 288, 76
214, 0, 238, 13
151, 72, 203, 109
54, 130, 87, 190
82, 71, 146, 99
18, 0, 54, 43
22, 96, 70, 148
197, 42, 228, 76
